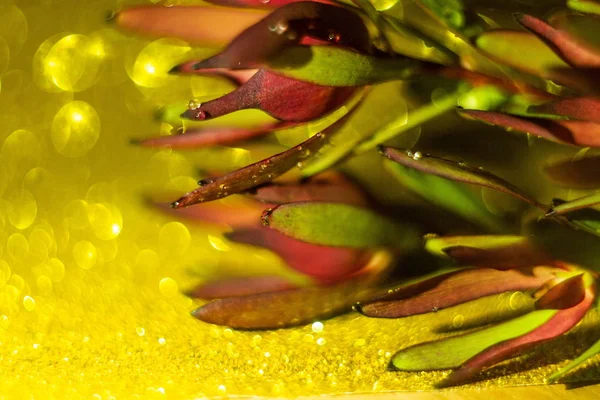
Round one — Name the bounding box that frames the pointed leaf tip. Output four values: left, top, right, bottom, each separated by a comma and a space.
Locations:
180, 69, 356, 122
440, 286, 595, 387
171, 130, 329, 208
263, 202, 417, 248
381, 147, 546, 210
515, 13, 600, 68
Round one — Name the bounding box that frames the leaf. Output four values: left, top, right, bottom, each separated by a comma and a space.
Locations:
112, 5, 267, 46
544, 155, 600, 189
547, 193, 600, 216
548, 336, 600, 382
457, 109, 576, 145
384, 160, 501, 232
528, 97, 600, 123
262, 202, 417, 248
358, 266, 555, 318
191, 250, 393, 329
134, 123, 290, 149
226, 228, 372, 282
417, 0, 465, 31
180, 69, 356, 122
440, 284, 595, 387
249, 175, 368, 207
380, 146, 546, 210
425, 235, 549, 268
475, 29, 570, 77
204, 0, 336, 7
390, 309, 557, 371
355, 87, 464, 154
182, 2, 374, 71
152, 198, 266, 228
534, 273, 587, 310
187, 276, 296, 299
567, 0, 600, 15
172, 128, 329, 208
265, 45, 423, 87
549, 66, 600, 94
515, 13, 600, 68
169, 67, 257, 85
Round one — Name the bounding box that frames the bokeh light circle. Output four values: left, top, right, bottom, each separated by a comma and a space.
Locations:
128, 38, 190, 88
51, 101, 100, 157
33, 33, 102, 93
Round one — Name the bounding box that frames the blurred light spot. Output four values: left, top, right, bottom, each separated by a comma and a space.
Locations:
208, 235, 231, 252
73, 240, 97, 270
159, 277, 179, 298
23, 296, 36, 311
129, 38, 190, 88
51, 101, 100, 157
159, 222, 190, 257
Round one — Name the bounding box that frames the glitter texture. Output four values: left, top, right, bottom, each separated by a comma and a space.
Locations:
0, 0, 599, 398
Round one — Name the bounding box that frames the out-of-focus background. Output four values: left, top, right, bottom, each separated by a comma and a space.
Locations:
0, 0, 599, 398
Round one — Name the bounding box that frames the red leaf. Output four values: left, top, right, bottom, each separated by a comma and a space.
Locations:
112, 5, 267, 46
204, 0, 335, 8
134, 123, 292, 149
515, 13, 600, 68
226, 228, 372, 282
153, 199, 267, 228
549, 67, 600, 95
555, 120, 600, 147
249, 174, 368, 206
181, 69, 356, 122
191, 256, 390, 329
357, 267, 556, 318
178, 2, 373, 71
187, 276, 296, 299
529, 97, 600, 123
441, 283, 595, 387
535, 274, 586, 310
171, 128, 331, 208
545, 155, 600, 189
169, 67, 257, 86
457, 109, 574, 144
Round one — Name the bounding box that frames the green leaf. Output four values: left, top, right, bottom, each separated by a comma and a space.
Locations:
355, 86, 466, 154
476, 30, 570, 77
418, 0, 466, 31
266, 45, 422, 87
381, 147, 547, 211
547, 193, 600, 216
548, 336, 600, 382
262, 202, 418, 248
384, 161, 501, 231
567, 0, 600, 15
391, 309, 557, 371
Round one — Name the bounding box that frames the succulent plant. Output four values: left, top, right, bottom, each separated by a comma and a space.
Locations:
114, 0, 600, 387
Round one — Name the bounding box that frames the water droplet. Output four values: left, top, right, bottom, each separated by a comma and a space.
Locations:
311, 321, 324, 333
405, 150, 414, 158
188, 99, 200, 110
412, 151, 422, 160
431, 307, 439, 312
259, 0, 270, 4
272, 20, 289, 35
136, 327, 146, 336
198, 178, 214, 186
287, 31, 298, 41
328, 31, 341, 43
452, 314, 465, 328
158, 337, 166, 345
